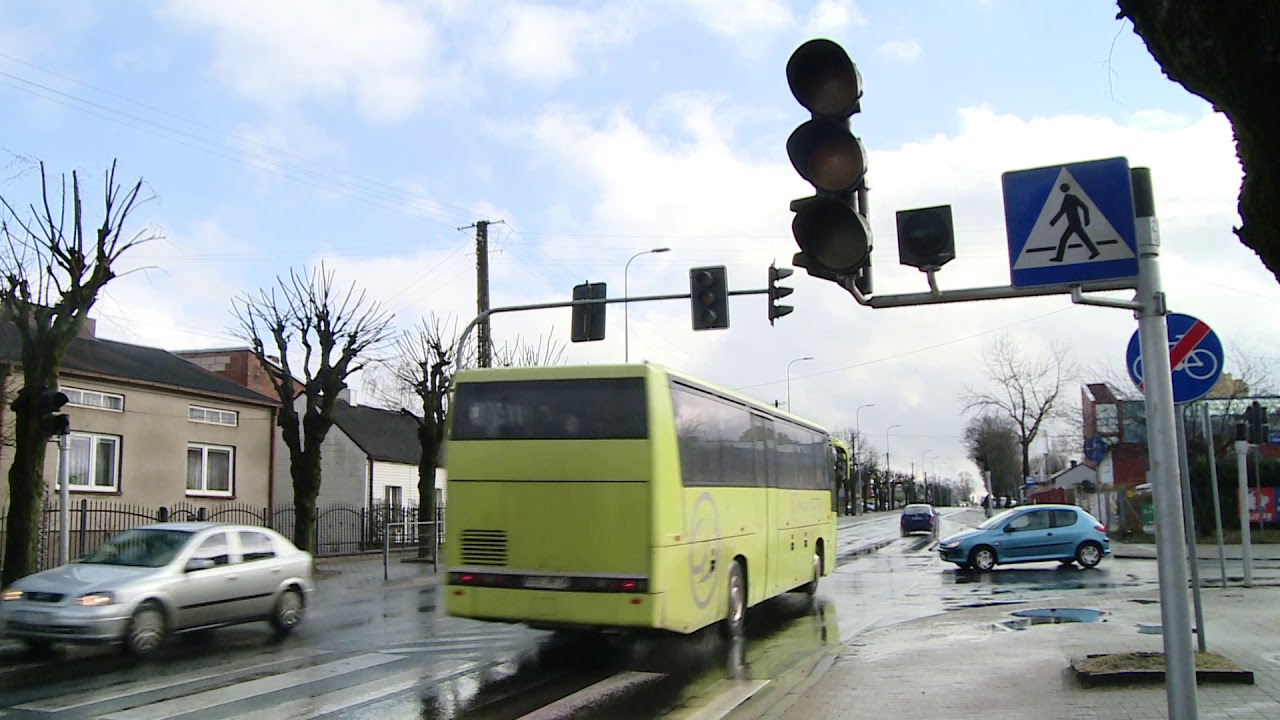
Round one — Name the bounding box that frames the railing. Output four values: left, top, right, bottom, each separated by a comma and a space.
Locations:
0, 498, 445, 574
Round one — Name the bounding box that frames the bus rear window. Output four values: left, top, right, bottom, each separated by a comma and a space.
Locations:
451, 378, 648, 440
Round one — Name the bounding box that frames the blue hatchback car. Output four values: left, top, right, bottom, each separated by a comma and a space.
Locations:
938, 504, 1109, 571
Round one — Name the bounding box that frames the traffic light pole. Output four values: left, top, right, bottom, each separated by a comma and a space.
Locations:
57, 431, 71, 565
455, 288, 769, 373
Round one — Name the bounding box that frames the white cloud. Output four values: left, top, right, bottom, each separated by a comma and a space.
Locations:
161, 0, 451, 122
484, 96, 1266, 480
876, 38, 921, 63
486, 3, 636, 85
672, 0, 795, 39
805, 0, 868, 37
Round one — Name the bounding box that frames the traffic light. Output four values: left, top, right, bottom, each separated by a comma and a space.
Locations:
689, 266, 729, 330
768, 264, 794, 325
786, 39, 872, 280
571, 282, 606, 342
1247, 401, 1269, 444
896, 205, 955, 271
38, 388, 70, 438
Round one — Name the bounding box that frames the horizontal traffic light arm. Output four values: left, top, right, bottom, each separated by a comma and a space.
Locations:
455, 288, 772, 372
808, 262, 1140, 310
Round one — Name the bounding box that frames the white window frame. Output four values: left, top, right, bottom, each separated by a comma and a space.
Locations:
188, 405, 239, 427
57, 432, 121, 493
187, 443, 235, 497
63, 387, 124, 413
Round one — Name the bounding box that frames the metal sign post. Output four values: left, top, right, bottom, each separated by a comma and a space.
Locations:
1202, 403, 1228, 589
1130, 168, 1198, 719
1236, 439, 1254, 586
1174, 408, 1207, 652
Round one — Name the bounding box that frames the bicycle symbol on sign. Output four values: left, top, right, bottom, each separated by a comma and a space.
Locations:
1130, 332, 1221, 386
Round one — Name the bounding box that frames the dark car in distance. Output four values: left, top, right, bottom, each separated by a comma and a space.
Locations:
900, 503, 939, 537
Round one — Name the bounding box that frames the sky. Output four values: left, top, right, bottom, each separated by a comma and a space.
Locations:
1, 0, 1275, 487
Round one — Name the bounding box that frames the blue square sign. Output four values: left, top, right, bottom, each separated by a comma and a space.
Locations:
1003, 157, 1139, 288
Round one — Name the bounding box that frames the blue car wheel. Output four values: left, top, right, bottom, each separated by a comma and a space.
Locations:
969, 546, 997, 571
1075, 541, 1104, 568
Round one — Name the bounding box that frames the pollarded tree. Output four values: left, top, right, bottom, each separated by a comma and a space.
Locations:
1117, 1, 1280, 284
233, 265, 394, 554
1, 160, 152, 584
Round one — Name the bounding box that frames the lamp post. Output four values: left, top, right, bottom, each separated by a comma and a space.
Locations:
855, 403, 874, 515
786, 356, 815, 411
624, 247, 670, 362
885, 424, 902, 510
921, 449, 933, 503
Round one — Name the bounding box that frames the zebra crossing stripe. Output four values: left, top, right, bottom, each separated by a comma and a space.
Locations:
97, 653, 403, 720
226, 658, 487, 719
13, 648, 331, 712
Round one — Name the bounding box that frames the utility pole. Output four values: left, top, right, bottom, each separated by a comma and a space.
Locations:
460, 220, 502, 368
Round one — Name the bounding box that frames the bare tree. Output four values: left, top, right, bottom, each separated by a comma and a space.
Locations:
363, 318, 567, 558
1, 160, 152, 584
233, 265, 394, 554
1117, 1, 1280, 285
960, 333, 1074, 486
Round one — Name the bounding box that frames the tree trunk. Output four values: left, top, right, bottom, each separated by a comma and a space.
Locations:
291, 456, 321, 554
1117, 0, 1280, 283
2, 392, 52, 585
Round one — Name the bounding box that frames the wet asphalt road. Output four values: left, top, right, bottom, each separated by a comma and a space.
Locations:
0, 508, 1165, 719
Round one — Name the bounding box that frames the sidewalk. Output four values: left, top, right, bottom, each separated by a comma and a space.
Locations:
771, 542, 1280, 720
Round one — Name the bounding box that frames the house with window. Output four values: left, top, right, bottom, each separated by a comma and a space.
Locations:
0, 321, 279, 510
177, 348, 439, 515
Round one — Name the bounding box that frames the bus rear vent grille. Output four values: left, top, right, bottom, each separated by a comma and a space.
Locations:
460, 529, 508, 566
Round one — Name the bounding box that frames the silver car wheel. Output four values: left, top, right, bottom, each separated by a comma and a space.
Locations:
125, 605, 167, 657
271, 589, 305, 633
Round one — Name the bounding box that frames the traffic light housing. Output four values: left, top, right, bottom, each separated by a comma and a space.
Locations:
768, 264, 794, 325
690, 266, 729, 330
1247, 401, 1269, 444
571, 282, 606, 342
786, 39, 872, 279
38, 388, 70, 438
896, 205, 956, 271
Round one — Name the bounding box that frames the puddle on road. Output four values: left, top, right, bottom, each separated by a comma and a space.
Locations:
997, 607, 1110, 631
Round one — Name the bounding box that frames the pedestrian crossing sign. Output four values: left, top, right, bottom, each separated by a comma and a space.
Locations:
1002, 157, 1139, 288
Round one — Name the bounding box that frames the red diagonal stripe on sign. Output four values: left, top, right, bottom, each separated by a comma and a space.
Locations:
1169, 320, 1210, 371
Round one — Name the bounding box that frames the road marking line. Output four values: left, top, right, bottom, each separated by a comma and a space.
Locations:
230, 658, 485, 719
97, 653, 402, 720
666, 679, 770, 720
516, 670, 667, 720
13, 648, 331, 711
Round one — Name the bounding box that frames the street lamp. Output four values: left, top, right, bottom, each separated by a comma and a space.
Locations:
786, 356, 815, 411
921, 449, 933, 503
855, 403, 874, 515
885, 424, 901, 509
624, 247, 671, 362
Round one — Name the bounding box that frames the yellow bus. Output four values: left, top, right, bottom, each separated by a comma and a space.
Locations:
443, 363, 837, 636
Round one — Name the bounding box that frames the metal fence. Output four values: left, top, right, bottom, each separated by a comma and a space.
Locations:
0, 497, 445, 575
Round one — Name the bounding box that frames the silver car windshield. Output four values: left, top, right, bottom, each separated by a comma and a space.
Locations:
81, 528, 193, 567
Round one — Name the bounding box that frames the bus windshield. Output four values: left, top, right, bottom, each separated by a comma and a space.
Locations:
450, 377, 648, 440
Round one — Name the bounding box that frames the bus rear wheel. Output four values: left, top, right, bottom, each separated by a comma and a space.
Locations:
802, 550, 821, 596
723, 561, 746, 638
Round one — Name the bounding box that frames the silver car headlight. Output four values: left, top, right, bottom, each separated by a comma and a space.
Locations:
75, 591, 116, 607
1, 588, 22, 602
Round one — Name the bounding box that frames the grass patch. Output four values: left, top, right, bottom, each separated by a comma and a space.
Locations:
1075, 651, 1243, 673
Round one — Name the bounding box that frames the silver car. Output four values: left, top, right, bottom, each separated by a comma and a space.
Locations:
1, 522, 313, 656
